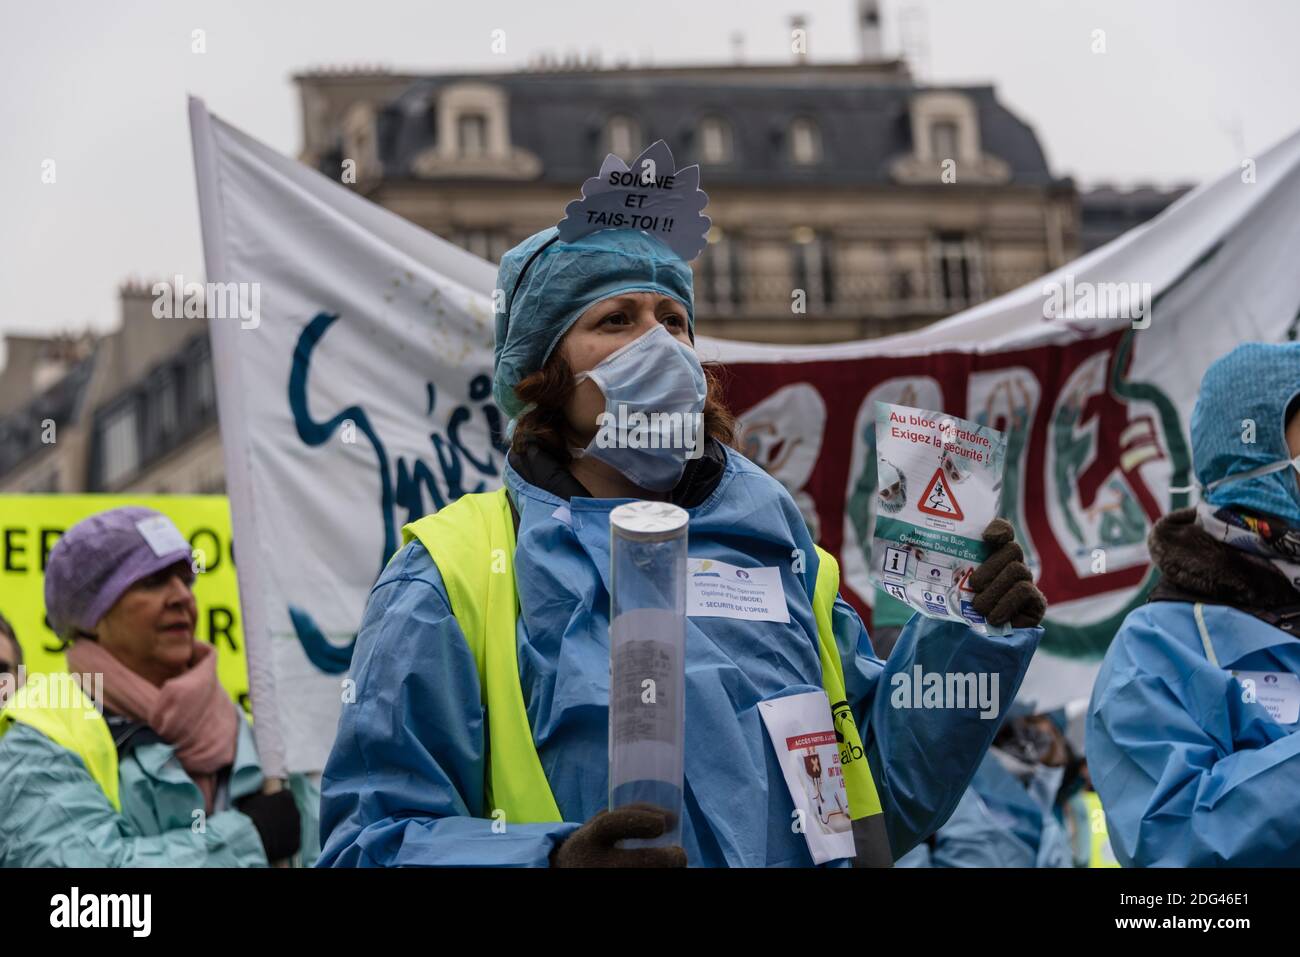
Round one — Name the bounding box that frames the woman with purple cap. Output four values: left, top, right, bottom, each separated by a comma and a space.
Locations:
0, 506, 315, 867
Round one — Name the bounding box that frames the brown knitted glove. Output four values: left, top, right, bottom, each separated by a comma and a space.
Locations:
969, 519, 1047, 628
550, 803, 688, 868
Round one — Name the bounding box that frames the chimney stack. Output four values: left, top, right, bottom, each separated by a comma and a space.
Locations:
789, 15, 808, 63
730, 31, 745, 64
858, 0, 883, 60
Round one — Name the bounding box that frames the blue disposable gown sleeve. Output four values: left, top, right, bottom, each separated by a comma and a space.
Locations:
1036, 810, 1074, 868
833, 597, 1041, 860
317, 542, 579, 867
893, 787, 1064, 868
0, 723, 268, 868
1087, 606, 1300, 866
928, 787, 1033, 868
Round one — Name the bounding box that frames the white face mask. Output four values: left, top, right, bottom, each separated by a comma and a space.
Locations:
572, 324, 708, 492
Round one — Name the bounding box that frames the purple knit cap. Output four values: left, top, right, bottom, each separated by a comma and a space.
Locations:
44, 506, 193, 639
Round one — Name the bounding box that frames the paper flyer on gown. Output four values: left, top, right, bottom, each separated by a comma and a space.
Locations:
758, 690, 855, 865
870, 401, 1010, 637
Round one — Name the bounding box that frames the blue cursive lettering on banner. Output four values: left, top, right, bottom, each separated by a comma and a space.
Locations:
285, 311, 506, 672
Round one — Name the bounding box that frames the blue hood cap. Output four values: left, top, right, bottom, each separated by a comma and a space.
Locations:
491, 226, 695, 420
1191, 341, 1300, 524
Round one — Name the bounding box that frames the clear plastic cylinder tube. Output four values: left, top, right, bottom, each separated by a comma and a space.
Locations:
608, 500, 688, 848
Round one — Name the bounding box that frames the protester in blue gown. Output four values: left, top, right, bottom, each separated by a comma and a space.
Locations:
319, 221, 1046, 867
1089, 343, 1300, 866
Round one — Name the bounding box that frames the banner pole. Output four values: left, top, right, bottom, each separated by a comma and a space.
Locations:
188, 95, 288, 780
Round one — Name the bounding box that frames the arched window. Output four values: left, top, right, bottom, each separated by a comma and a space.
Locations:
789, 117, 822, 165
605, 114, 640, 159
929, 120, 959, 162
457, 113, 488, 158
698, 116, 733, 164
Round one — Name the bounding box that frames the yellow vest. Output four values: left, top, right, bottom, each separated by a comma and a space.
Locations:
0, 678, 121, 811
403, 486, 884, 828
1082, 789, 1120, 868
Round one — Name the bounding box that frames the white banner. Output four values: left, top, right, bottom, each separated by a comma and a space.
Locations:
712, 131, 1300, 714
191, 96, 1300, 773
191, 98, 503, 775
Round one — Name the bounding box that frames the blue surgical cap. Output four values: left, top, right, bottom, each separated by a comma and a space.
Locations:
1191, 341, 1300, 524
491, 226, 695, 420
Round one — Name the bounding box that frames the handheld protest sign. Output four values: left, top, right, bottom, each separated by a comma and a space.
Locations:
556, 140, 711, 262
869, 403, 1010, 636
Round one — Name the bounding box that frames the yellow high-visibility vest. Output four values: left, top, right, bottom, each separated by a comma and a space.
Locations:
0, 679, 121, 811
1083, 789, 1120, 868
403, 487, 885, 828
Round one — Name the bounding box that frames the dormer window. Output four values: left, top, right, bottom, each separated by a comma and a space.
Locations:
929, 120, 959, 162
341, 103, 380, 184
409, 82, 541, 179
890, 91, 1010, 185
100, 404, 140, 489
911, 93, 978, 163
457, 113, 488, 158
699, 116, 733, 164
789, 117, 821, 165
606, 114, 640, 159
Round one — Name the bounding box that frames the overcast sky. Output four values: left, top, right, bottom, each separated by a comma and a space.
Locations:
1, 0, 1296, 341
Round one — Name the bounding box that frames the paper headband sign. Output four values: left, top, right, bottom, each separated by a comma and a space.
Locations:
556, 140, 711, 262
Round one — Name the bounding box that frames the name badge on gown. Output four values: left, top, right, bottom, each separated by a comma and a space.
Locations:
1232, 670, 1300, 725
759, 690, 856, 864
686, 559, 790, 623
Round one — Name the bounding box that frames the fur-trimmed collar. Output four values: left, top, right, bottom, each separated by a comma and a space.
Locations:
1148, 507, 1298, 608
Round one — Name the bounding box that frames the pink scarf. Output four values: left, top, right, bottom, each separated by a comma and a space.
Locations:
67, 640, 239, 814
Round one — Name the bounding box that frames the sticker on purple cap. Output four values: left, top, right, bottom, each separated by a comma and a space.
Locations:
135, 515, 190, 559
555, 140, 711, 262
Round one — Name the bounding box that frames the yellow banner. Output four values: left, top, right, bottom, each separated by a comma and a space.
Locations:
0, 496, 248, 710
